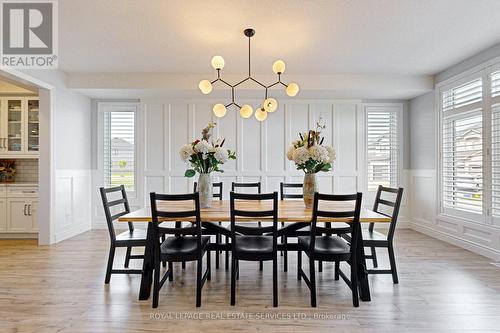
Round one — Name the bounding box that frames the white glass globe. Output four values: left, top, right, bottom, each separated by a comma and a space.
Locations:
198, 80, 212, 94
286, 82, 299, 97
211, 56, 225, 70
272, 60, 286, 74
240, 104, 253, 118
254, 108, 268, 121
213, 103, 227, 117
263, 98, 278, 113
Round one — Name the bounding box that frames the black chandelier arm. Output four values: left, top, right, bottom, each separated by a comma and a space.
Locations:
225, 102, 241, 109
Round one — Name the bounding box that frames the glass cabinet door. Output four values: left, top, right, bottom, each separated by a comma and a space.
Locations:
7, 99, 23, 152
27, 99, 39, 152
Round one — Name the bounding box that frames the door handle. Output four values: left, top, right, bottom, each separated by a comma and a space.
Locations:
23, 204, 27, 216
28, 204, 32, 216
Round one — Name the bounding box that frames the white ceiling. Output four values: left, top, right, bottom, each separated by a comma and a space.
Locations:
58, 0, 500, 99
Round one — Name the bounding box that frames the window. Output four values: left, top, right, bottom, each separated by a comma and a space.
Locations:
101, 106, 136, 192
366, 108, 399, 191
491, 70, 500, 218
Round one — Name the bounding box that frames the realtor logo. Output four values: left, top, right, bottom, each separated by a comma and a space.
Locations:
1, 0, 58, 68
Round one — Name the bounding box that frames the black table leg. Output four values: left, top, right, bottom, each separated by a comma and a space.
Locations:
139, 223, 155, 300
356, 230, 371, 302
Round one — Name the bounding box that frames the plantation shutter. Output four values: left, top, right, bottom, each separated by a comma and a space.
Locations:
441, 78, 483, 214
366, 109, 399, 191
491, 70, 500, 217
103, 110, 136, 192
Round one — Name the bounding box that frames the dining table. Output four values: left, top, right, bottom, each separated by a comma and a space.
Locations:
118, 199, 391, 303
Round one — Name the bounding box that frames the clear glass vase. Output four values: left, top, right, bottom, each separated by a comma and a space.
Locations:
198, 173, 213, 208
303, 173, 317, 208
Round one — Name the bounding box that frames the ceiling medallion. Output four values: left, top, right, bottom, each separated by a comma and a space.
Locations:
198, 28, 300, 121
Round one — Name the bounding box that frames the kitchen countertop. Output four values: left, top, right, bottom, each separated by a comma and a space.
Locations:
0, 183, 38, 187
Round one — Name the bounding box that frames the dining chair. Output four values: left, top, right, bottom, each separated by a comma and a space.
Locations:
150, 192, 211, 308
297, 192, 362, 307
231, 181, 265, 271
342, 185, 403, 284
279, 182, 303, 272
230, 191, 279, 307
194, 181, 228, 270
99, 185, 146, 284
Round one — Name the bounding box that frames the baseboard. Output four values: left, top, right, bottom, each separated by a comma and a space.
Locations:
0, 233, 38, 239
411, 220, 500, 261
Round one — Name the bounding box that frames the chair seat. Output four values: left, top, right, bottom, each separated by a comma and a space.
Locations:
235, 235, 273, 255
116, 229, 147, 242
298, 235, 350, 255
161, 236, 210, 256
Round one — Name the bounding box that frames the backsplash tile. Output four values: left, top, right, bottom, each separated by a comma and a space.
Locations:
12, 159, 38, 183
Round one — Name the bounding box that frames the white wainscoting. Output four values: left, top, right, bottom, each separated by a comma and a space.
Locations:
409, 169, 500, 261
54, 169, 92, 242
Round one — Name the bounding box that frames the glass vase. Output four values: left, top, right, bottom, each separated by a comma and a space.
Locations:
198, 173, 213, 208
303, 173, 317, 208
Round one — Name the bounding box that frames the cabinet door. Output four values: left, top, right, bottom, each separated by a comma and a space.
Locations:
7, 199, 31, 232
0, 99, 7, 152
25, 98, 39, 153
6, 98, 24, 153
29, 200, 38, 231
0, 199, 6, 231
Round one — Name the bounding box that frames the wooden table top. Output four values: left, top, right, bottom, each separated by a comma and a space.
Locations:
118, 200, 391, 223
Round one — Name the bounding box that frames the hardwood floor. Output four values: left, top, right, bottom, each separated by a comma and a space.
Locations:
0, 229, 499, 332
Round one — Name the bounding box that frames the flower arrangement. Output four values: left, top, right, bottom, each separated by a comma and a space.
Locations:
180, 122, 236, 178
286, 120, 336, 174
0, 160, 16, 182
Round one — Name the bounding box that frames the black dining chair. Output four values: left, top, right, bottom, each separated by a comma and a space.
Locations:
230, 191, 279, 307
298, 192, 362, 307
194, 181, 228, 270
100, 185, 146, 284
342, 185, 403, 284
150, 192, 211, 308
279, 182, 303, 272
231, 182, 265, 271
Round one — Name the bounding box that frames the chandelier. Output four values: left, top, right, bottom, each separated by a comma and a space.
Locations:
198, 28, 300, 121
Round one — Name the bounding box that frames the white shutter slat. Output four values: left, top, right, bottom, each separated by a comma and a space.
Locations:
491, 103, 500, 217
442, 78, 482, 112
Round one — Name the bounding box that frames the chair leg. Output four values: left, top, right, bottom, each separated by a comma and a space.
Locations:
283, 236, 288, 272
230, 257, 237, 306
273, 256, 278, 307
207, 250, 211, 281
260, 260, 263, 271
319, 260, 323, 272
215, 235, 220, 270
334, 261, 340, 280
162, 259, 166, 268
236, 260, 240, 280
371, 246, 378, 268
350, 259, 359, 307
104, 245, 115, 284
225, 235, 230, 271
124, 246, 132, 268
309, 258, 317, 307
182, 261, 186, 269
297, 250, 302, 280
152, 256, 160, 308
168, 262, 173, 281
196, 258, 202, 307
388, 244, 399, 284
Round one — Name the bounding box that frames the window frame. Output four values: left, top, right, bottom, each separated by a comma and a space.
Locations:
97, 101, 140, 199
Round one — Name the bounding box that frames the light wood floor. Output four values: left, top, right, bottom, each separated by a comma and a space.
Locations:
1, 230, 499, 333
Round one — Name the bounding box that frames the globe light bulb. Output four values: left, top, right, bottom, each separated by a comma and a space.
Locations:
255, 108, 268, 121
213, 103, 227, 117
263, 98, 278, 113
211, 56, 225, 70
198, 80, 212, 94
240, 104, 253, 118
272, 60, 286, 74
286, 82, 299, 97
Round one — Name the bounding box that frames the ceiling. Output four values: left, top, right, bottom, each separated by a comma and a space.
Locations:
58, 0, 500, 99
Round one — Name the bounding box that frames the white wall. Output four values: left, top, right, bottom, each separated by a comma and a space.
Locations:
92, 99, 410, 229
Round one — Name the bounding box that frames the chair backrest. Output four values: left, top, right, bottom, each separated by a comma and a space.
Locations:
369, 185, 404, 240
149, 192, 203, 249
310, 192, 363, 257
231, 182, 261, 194
230, 191, 278, 239
100, 185, 132, 242
280, 182, 303, 200
193, 181, 223, 200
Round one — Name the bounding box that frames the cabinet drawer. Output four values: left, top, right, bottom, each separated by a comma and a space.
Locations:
7, 186, 38, 197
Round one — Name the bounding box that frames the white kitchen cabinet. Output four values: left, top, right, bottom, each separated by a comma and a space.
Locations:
0, 97, 39, 157
0, 199, 6, 231
0, 185, 38, 234
7, 199, 33, 232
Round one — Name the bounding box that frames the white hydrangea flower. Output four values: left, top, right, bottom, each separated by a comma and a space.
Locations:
179, 144, 194, 162
309, 145, 329, 163
286, 146, 295, 161
325, 146, 336, 163
194, 140, 211, 154
292, 146, 310, 165
214, 147, 228, 163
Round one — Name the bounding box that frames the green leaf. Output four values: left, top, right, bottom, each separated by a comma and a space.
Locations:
320, 163, 332, 172
184, 169, 196, 178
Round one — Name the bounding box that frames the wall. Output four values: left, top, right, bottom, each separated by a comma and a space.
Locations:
92, 99, 410, 229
